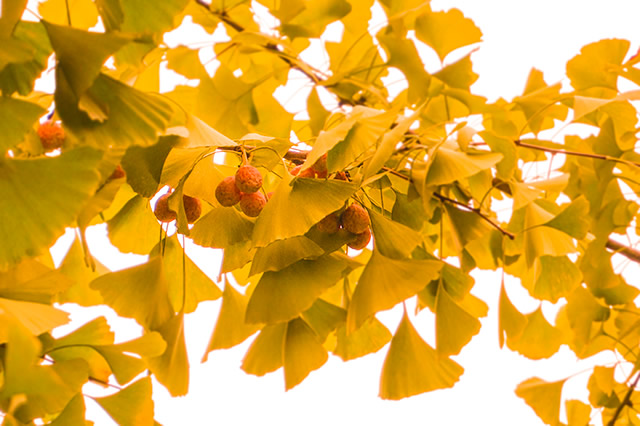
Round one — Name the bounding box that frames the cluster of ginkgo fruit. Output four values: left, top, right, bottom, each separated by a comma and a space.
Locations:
318, 203, 372, 250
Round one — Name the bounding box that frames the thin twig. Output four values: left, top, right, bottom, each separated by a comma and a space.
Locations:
515, 139, 640, 169
607, 370, 640, 426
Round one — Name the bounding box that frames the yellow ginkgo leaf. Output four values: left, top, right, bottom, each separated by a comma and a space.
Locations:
333, 317, 391, 361
95, 377, 155, 426
506, 307, 563, 360
415, 8, 482, 61
435, 284, 482, 356
347, 250, 441, 332
515, 377, 567, 426
283, 318, 328, 390
202, 282, 260, 360
380, 311, 463, 400
148, 312, 189, 397
242, 322, 287, 377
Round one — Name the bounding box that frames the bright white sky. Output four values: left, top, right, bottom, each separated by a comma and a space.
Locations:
26, 0, 640, 425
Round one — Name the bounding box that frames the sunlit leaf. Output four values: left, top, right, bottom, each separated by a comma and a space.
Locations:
426, 147, 502, 186
203, 282, 260, 359
121, 136, 177, 198
0, 97, 45, 152
415, 8, 482, 61
523, 256, 581, 303
566, 38, 629, 91
515, 377, 567, 426
506, 307, 563, 360
246, 253, 356, 324
333, 317, 391, 361
300, 299, 346, 342
90, 256, 174, 330
0, 258, 73, 304
242, 322, 287, 376
369, 209, 423, 259
0, 147, 102, 270
57, 237, 107, 306
151, 236, 221, 313
347, 250, 441, 332
252, 174, 358, 247
498, 281, 527, 348
107, 194, 161, 255
250, 236, 325, 276
280, 0, 351, 38
435, 283, 482, 356
148, 312, 189, 397
0, 0, 27, 38
380, 311, 463, 400
283, 318, 328, 390
191, 206, 254, 248
50, 394, 89, 426
95, 377, 154, 426
0, 298, 69, 343
39, 0, 99, 30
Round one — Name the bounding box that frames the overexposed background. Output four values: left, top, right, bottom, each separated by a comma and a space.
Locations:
21, 0, 640, 424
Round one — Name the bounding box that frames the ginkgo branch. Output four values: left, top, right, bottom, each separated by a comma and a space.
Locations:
514, 139, 640, 169
607, 370, 640, 426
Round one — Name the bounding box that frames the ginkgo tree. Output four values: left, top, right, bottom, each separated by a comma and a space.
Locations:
2, 0, 640, 424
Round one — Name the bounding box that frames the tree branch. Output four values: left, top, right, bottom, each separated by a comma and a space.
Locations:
514, 139, 640, 169
607, 370, 640, 426
606, 238, 640, 265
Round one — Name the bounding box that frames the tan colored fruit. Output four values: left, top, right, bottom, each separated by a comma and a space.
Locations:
316, 212, 341, 234
334, 171, 348, 181
348, 228, 371, 250
215, 176, 242, 206
235, 165, 263, 193
109, 164, 126, 180
183, 195, 202, 224
239, 191, 267, 217
315, 170, 328, 178
290, 164, 303, 175
37, 121, 65, 151
154, 193, 177, 223
341, 203, 370, 234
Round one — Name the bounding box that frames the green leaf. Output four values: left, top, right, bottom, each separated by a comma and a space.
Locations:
191, 206, 254, 248
506, 307, 563, 360
369, 208, 423, 259
522, 202, 577, 268
246, 253, 356, 324
333, 317, 391, 361
0, 147, 102, 270
107, 194, 161, 255
43, 22, 130, 99
0, 22, 53, 96
151, 236, 221, 313
0, 97, 45, 153
121, 136, 178, 198
203, 282, 260, 358
90, 256, 174, 330
480, 131, 517, 180
242, 322, 287, 376
115, 0, 189, 35
426, 147, 502, 186
280, 0, 351, 38
39, 0, 99, 30
58, 74, 173, 148
283, 318, 329, 390
95, 377, 155, 426
0, 0, 27, 38
347, 250, 442, 332
300, 299, 346, 342
250, 236, 325, 275
148, 312, 189, 397
252, 174, 358, 247
443, 203, 495, 254
380, 311, 463, 400
523, 256, 581, 303
544, 196, 590, 239
566, 39, 629, 91
415, 8, 482, 61
435, 283, 482, 356
515, 377, 567, 426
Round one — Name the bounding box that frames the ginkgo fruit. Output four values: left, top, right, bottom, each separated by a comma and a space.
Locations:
239, 192, 267, 217
341, 203, 370, 234
316, 212, 341, 234
348, 228, 371, 250
235, 165, 263, 193
183, 195, 202, 224
290, 164, 315, 178
109, 164, 126, 180
311, 153, 328, 177
215, 176, 242, 206
37, 120, 65, 151
154, 193, 177, 223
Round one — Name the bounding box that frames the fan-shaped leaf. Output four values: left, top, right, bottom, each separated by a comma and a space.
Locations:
95, 377, 154, 426
515, 377, 567, 426
283, 318, 328, 390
